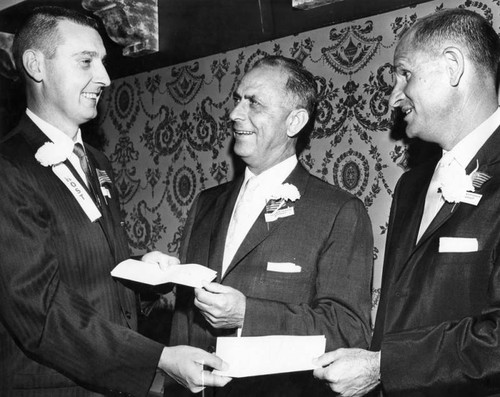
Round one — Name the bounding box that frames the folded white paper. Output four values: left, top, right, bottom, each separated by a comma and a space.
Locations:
213, 335, 326, 378
111, 259, 217, 288
266, 262, 302, 273
439, 237, 478, 253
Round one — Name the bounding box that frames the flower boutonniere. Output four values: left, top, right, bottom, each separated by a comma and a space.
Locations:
264, 183, 300, 223
36, 141, 102, 222
438, 160, 491, 206
35, 141, 73, 167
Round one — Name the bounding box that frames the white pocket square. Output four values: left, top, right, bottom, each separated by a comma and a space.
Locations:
266, 262, 302, 273
439, 237, 478, 253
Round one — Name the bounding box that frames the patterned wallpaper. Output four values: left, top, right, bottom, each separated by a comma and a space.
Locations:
96, 0, 489, 312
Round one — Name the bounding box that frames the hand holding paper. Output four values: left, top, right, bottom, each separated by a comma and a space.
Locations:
158, 345, 231, 393
214, 335, 326, 378
142, 250, 180, 269
313, 348, 380, 397
194, 282, 246, 329
111, 258, 217, 288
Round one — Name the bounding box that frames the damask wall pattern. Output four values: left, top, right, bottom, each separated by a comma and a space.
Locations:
96, 0, 487, 310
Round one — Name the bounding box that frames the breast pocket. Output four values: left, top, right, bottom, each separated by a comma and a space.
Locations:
252, 266, 314, 304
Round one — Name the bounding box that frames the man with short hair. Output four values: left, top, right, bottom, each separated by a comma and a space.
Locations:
0, 6, 230, 396
166, 55, 374, 396
313, 8, 500, 397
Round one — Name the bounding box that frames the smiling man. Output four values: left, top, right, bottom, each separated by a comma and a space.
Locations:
165, 55, 374, 396
313, 8, 500, 397
0, 6, 230, 397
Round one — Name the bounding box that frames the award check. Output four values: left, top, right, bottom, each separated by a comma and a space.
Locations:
213, 335, 326, 377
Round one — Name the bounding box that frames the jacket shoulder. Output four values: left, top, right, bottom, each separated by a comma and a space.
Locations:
305, 172, 362, 207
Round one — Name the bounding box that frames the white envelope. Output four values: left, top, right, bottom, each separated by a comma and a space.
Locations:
439, 237, 478, 253
213, 335, 326, 377
266, 262, 301, 273
111, 259, 217, 288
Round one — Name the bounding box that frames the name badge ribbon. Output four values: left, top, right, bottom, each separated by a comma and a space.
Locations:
52, 163, 102, 222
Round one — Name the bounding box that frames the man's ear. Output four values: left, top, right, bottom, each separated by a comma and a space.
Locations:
286, 108, 309, 138
22, 49, 44, 82
443, 46, 464, 87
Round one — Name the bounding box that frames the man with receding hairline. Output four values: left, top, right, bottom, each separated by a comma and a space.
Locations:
162, 55, 374, 396
314, 8, 500, 397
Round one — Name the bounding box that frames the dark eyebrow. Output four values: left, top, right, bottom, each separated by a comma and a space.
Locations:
73, 50, 99, 58
392, 64, 406, 74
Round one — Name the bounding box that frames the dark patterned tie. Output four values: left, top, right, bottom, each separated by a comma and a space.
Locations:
73, 143, 101, 208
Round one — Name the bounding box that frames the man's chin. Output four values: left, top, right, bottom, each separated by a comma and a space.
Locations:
81, 109, 98, 122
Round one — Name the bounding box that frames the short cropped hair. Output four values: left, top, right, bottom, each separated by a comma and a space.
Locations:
404, 8, 500, 77
251, 55, 317, 117
12, 6, 99, 75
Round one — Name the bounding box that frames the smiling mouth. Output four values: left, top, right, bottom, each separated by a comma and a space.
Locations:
234, 129, 254, 136
82, 92, 101, 100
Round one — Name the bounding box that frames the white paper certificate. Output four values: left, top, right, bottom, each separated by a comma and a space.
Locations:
111, 259, 217, 288
213, 335, 326, 377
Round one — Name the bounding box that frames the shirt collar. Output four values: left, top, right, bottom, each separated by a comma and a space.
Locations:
243, 155, 298, 190
26, 108, 84, 148
446, 107, 500, 168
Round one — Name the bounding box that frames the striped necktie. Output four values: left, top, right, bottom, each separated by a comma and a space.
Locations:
73, 143, 101, 208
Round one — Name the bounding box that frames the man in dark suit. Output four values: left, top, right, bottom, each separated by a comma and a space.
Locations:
164, 55, 374, 396
313, 8, 500, 397
0, 6, 230, 396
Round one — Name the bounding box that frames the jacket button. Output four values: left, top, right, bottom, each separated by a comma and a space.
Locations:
125, 311, 132, 319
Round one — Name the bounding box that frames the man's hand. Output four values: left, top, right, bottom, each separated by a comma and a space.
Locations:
158, 346, 232, 393
194, 282, 246, 329
141, 250, 180, 271
313, 348, 380, 397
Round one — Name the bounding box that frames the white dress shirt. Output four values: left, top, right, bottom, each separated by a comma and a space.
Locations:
222, 155, 298, 275
26, 108, 88, 186
417, 107, 500, 241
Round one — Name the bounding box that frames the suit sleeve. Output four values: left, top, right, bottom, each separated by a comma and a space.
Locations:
380, 289, 500, 396
242, 197, 373, 351
0, 160, 163, 397
378, 173, 500, 395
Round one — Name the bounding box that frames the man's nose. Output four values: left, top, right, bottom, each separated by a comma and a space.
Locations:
388, 83, 405, 108
95, 61, 111, 87
229, 101, 245, 121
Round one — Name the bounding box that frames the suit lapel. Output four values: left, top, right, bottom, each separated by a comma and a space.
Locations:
19, 117, 119, 262
406, 126, 500, 260
209, 178, 244, 281
416, 202, 456, 248
389, 158, 438, 281
17, 115, 49, 151
398, 160, 437, 255
221, 164, 309, 281
85, 147, 118, 260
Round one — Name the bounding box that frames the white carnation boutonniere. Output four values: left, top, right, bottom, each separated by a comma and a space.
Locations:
35, 140, 102, 222
35, 141, 73, 167
438, 160, 491, 206
264, 183, 300, 223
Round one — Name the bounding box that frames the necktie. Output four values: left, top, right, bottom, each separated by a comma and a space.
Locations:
417, 153, 453, 242
73, 143, 101, 208
222, 177, 259, 275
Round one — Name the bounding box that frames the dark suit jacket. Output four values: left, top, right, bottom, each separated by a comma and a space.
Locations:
371, 126, 500, 396
168, 162, 373, 396
0, 115, 163, 397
